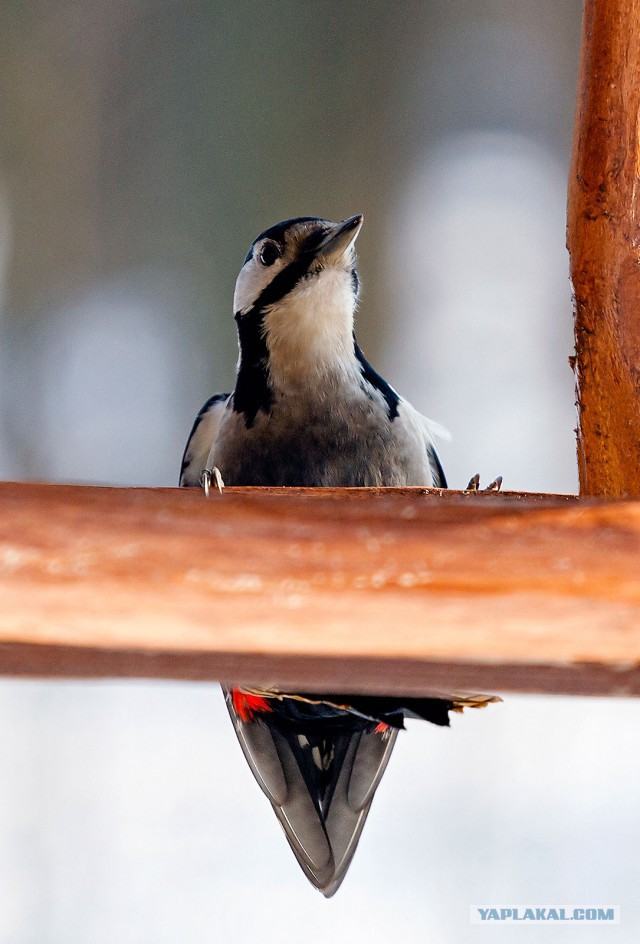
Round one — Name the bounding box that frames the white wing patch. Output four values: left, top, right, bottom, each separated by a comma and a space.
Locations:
399, 399, 450, 488
179, 394, 231, 486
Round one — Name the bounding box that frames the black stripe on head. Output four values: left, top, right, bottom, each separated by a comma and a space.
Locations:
234, 219, 332, 427
354, 340, 400, 421
246, 225, 329, 313
233, 251, 317, 427
243, 217, 327, 265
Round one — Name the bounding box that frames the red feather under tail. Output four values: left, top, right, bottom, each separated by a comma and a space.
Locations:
231, 688, 274, 722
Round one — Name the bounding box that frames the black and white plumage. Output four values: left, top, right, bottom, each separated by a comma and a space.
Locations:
180, 214, 447, 488
180, 215, 497, 896
223, 687, 497, 897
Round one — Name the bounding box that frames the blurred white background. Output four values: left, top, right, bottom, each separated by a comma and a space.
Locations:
1, 1, 638, 941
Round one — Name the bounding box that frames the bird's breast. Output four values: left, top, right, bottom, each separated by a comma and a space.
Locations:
212, 388, 432, 487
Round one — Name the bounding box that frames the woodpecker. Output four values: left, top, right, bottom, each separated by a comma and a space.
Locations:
180, 215, 499, 896
179, 214, 447, 489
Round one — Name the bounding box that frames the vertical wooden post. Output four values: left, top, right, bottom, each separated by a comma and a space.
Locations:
568, 0, 640, 498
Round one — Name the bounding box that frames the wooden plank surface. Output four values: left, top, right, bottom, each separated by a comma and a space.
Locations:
568, 0, 640, 497
0, 482, 638, 697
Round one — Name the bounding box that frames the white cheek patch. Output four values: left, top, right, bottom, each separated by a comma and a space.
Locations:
233, 236, 292, 314
233, 260, 275, 315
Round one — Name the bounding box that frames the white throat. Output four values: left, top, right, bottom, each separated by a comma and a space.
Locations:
262, 268, 357, 391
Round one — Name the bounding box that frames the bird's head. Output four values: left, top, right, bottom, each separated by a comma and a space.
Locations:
233, 215, 363, 384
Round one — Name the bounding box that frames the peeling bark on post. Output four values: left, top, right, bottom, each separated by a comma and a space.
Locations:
568, 0, 640, 497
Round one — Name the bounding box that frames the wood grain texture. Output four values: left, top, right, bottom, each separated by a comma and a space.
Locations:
568, 0, 640, 497
0, 483, 638, 697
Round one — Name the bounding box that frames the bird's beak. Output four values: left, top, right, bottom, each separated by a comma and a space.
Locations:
315, 214, 363, 263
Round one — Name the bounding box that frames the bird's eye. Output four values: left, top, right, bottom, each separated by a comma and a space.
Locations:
259, 242, 281, 266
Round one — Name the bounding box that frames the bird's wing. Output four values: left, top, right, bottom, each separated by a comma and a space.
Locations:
179, 393, 231, 486
401, 400, 450, 488
426, 441, 447, 488
224, 688, 398, 898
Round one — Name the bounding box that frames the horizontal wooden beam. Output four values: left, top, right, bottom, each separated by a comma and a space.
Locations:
0, 483, 638, 698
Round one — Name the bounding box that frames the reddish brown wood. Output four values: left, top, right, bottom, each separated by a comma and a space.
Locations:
568, 0, 640, 497
0, 483, 638, 697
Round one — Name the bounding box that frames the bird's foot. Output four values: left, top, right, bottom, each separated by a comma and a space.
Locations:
465, 473, 503, 492
200, 467, 225, 498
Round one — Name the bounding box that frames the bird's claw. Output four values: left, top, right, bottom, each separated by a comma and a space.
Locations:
201, 467, 225, 497
465, 473, 503, 492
